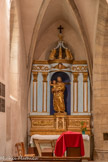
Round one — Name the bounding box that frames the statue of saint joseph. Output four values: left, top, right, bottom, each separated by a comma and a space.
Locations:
50, 76, 65, 113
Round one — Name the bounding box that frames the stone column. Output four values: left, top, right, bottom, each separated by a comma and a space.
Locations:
42, 72, 48, 112
83, 73, 88, 112
73, 73, 79, 113
33, 72, 38, 112
93, 1, 108, 160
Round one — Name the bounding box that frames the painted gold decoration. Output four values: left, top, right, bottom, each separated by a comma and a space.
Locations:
48, 59, 73, 64
68, 119, 90, 128
73, 60, 87, 64
58, 33, 63, 41
55, 113, 67, 130
73, 73, 79, 113
33, 60, 87, 65
83, 73, 88, 82
32, 119, 54, 127
32, 66, 49, 71
65, 49, 73, 60
42, 72, 48, 82
48, 30, 74, 61
59, 47, 62, 59
50, 77, 65, 113
33, 72, 38, 82
52, 63, 69, 69
33, 60, 48, 64
33, 72, 38, 112
58, 118, 64, 129
30, 115, 91, 136
49, 49, 56, 60
72, 65, 88, 72
73, 73, 79, 82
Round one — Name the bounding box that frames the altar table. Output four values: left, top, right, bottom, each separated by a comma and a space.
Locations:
30, 134, 89, 145
30, 135, 60, 144
55, 131, 84, 157
30, 135, 60, 157
30, 133, 89, 157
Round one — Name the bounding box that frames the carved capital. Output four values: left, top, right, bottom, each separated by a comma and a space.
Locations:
73, 73, 79, 82
33, 72, 38, 82
42, 72, 48, 82
83, 73, 88, 82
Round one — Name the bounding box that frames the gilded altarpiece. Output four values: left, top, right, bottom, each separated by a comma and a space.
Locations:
30, 34, 91, 136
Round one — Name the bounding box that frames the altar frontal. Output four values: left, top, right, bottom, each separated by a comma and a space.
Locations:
29, 27, 91, 136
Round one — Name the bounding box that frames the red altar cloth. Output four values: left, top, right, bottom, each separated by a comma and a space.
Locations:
55, 131, 85, 157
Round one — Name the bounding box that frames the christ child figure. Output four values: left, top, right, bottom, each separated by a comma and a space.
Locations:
50, 80, 57, 89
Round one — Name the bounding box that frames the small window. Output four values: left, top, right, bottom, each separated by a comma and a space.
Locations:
0, 82, 5, 97
0, 82, 5, 112
103, 133, 108, 141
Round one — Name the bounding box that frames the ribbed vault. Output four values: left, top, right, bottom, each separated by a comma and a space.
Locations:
27, 0, 99, 84
10, 0, 100, 85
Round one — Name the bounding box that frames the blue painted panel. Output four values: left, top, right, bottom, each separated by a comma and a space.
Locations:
31, 74, 33, 112
78, 74, 83, 112
88, 77, 90, 112
47, 74, 50, 114
37, 73, 43, 112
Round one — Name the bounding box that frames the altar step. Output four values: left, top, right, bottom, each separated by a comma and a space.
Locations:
12, 157, 82, 162
4, 159, 105, 162
28, 147, 90, 161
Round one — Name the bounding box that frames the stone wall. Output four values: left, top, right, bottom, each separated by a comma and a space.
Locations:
8, 0, 28, 156
0, 0, 29, 157
93, 0, 108, 160
0, 0, 10, 157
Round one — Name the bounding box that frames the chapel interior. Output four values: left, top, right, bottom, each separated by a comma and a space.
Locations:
0, 0, 108, 161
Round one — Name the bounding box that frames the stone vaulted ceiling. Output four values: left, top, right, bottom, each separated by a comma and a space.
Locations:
13, 0, 100, 81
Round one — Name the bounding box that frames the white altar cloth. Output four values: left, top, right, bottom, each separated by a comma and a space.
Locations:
30, 134, 89, 144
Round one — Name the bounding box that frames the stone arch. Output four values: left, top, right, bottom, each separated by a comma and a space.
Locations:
27, 0, 51, 82
68, 0, 93, 83
28, 0, 93, 85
